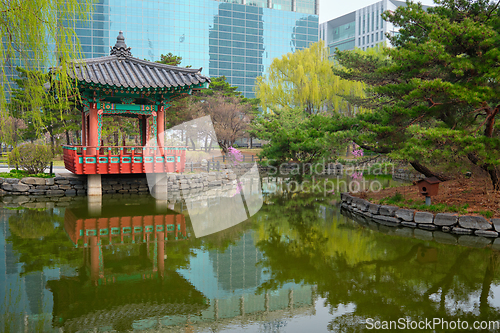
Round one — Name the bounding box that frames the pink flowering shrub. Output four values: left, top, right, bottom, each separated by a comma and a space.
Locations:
227, 146, 243, 165
352, 143, 364, 157
352, 172, 363, 180
232, 181, 243, 197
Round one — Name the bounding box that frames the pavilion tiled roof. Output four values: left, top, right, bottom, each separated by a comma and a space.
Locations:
69, 31, 210, 90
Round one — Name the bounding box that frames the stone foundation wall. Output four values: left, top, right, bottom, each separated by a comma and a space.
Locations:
0, 176, 86, 197
340, 193, 500, 247
392, 170, 425, 182
0, 169, 241, 197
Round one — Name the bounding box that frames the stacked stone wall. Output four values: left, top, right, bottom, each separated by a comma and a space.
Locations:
341, 193, 500, 248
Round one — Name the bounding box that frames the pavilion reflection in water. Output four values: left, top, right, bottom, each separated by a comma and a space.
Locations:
47, 201, 206, 332
39, 200, 316, 332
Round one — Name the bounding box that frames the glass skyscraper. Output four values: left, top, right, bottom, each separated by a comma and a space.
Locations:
319, 0, 430, 55
72, 0, 319, 98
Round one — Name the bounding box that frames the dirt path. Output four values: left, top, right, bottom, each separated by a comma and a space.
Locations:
355, 175, 500, 217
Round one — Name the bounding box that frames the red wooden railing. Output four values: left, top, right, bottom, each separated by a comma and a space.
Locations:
64, 209, 187, 247
63, 145, 187, 175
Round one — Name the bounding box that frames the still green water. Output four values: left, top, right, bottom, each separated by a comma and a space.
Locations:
1, 187, 500, 332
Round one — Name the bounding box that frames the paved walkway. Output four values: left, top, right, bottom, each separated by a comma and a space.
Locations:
0, 165, 72, 175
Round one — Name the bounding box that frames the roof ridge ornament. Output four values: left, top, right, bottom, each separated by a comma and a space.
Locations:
110, 31, 132, 58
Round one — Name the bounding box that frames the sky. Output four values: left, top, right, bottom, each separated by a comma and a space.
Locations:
318, 0, 437, 23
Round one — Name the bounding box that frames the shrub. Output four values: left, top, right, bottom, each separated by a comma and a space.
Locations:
380, 192, 404, 204
8, 143, 53, 175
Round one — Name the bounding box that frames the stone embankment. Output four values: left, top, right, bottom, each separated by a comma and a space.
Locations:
340, 193, 500, 248
392, 169, 425, 182
0, 169, 241, 197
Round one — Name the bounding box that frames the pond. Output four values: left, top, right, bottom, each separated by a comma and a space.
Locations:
2, 179, 500, 332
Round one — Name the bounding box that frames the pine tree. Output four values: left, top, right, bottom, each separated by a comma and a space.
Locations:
334, 0, 500, 189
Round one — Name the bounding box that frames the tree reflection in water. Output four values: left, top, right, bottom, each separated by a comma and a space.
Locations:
253, 192, 500, 332
3, 192, 500, 332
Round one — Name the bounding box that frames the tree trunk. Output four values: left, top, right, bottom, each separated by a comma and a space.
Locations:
65, 130, 70, 145
480, 253, 497, 315
208, 137, 212, 152
219, 140, 228, 154
467, 153, 500, 191
409, 161, 452, 182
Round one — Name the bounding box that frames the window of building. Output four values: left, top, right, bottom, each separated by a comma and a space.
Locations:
371, 34, 373, 42
358, 37, 360, 45
362, 36, 365, 44
331, 21, 355, 43
381, 31, 384, 40
376, 10, 379, 29
372, 12, 374, 31
376, 32, 378, 41
363, 15, 365, 33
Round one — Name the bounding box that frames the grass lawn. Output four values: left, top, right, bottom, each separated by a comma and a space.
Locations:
237, 148, 262, 154
0, 169, 54, 179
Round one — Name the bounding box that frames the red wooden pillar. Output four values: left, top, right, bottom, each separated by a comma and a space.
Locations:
81, 112, 87, 146
90, 237, 100, 286
157, 105, 165, 154
157, 231, 165, 279
88, 104, 99, 155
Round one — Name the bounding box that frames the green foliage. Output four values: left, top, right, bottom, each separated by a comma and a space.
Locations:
365, 162, 396, 175
8, 143, 53, 174
253, 192, 499, 331
256, 41, 366, 115
0, 169, 54, 179
381, 192, 404, 204
0, 0, 93, 142
473, 210, 494, 218
200, 76, 242, 97
379, 195, 469, 214
252, 108, 349, 179
7, 209, 81, 275
156, 52, 191, 67
9, 209, 55, 239
10, 67, 80, 143
336, 158, 358, 166
333, 0, 500, 189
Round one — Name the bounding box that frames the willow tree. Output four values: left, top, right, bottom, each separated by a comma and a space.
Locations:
255, 40, 366, 115
1, 0, 93, 142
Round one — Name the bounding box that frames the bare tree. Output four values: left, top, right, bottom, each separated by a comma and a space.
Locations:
188, 92, 253, 153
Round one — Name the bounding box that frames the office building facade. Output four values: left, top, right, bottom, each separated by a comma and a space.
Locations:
319, 0, 427, 54
71, 0, 319, 98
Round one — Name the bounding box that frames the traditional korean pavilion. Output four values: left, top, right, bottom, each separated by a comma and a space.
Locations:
62, 31, 210, 177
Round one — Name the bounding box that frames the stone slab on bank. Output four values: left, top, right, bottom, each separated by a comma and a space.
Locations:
340, 192, 499, 242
